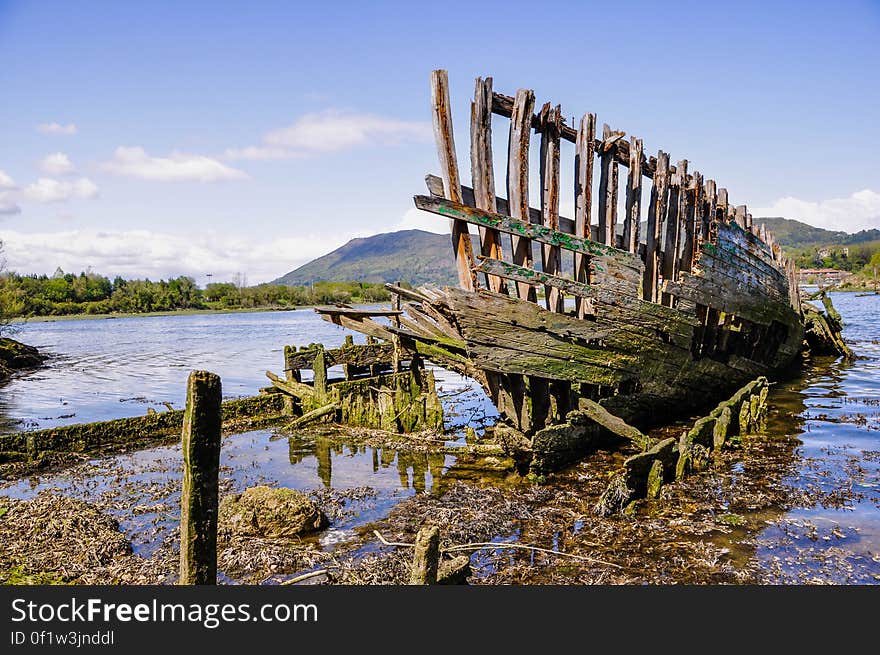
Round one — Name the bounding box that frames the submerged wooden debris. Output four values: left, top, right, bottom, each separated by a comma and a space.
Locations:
0, 393, 285, 465
266, 335, 443, 433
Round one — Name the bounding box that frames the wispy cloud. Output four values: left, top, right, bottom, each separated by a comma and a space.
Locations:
393, 207, 448, 234
0, 193, 21, 216
24, 177, 99, 203
225, 109, 431, 161
101, 146, 248, 182
39, 152, 76, 176
0, 228, 349, 283
754, 189, 880, 233
36, 122, 78, 135
0, 170, 16, 190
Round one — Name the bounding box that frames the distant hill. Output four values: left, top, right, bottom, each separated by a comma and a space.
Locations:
272, 219, 877, 288
271, 230, 460, 287
756, 217, 844, 248
756, 217, 880, 249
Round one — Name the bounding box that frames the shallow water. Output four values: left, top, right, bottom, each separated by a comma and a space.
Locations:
1, 294, 878, 583
753, 292, 880, 582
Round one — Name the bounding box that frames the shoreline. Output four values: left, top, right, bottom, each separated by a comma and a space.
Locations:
11, 303, 380, 324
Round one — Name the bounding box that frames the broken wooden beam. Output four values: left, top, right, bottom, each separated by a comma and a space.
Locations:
577, 398, 652, 450
284, 403, 339, 430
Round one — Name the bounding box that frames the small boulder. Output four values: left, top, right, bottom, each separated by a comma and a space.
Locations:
219, 486, 328, 539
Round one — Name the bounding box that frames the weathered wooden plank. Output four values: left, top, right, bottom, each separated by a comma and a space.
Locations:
643, 151, 669, 302
476, 257, 596, 301
577, 398, 651, 450
623, 137, 643, 255
491, 90, 659, 179
470, 76, 506, 294
285, 342, 398, 370
575, 113, 596, 318
680, 170, 700, 273
662, 160, 687, 286
319, 312, 397, 342
597, 124, 623, 245
413, 195, 643, 269
716, 188, 729, 223
507, 88, 537, 302
426, 173, 579, 235
540, 103, 564, 312
314, 307, 403, 318
431, 69, 477, 291
735, 204, 747, 229
663, 273, 800, 327
702, 179, 716, 243
266, 370, 316, 400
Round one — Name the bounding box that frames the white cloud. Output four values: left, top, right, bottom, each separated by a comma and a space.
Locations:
392, 207, 448, 234
226, 109, 431, 160
0, 170, 16, 190
101, 146, 248, 182
0, 228, 350, 284
23, 177, 99, 203
36, 122, 78, 135
0, 193, 21, 216
39, 152, 76, 176
754, 189, 880, 233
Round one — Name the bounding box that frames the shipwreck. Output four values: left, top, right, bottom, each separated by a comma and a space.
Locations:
318, 70, 813, 473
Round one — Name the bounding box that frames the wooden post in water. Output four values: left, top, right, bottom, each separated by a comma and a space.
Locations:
574, 113, 596, 318
179, 370, 222, 585
313, 345, 328, 403
431, 70, 477, 292
409, 524, 440, 585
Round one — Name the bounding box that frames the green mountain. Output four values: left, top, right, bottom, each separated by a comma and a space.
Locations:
756, 217, 844, 248
756, 217, 880, 249
271, 230, 461, 287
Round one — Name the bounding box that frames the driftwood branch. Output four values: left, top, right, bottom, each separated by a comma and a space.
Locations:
372, 531, 621, 569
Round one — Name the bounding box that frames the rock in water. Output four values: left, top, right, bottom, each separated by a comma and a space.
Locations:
218, 486, 328, 539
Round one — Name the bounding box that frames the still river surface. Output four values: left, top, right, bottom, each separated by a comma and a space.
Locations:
1, 294, 878, 583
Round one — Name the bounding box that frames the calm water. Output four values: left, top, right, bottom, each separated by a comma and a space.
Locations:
0, 309, 496, 432
1, 295, 878, 582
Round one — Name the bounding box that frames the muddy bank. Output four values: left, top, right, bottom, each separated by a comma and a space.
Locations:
2, 410, 878, 585
0, 337, 45, 382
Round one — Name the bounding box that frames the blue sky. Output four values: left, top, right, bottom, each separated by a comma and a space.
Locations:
0, 0, 878, 283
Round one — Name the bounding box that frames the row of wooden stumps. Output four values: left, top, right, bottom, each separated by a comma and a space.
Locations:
595, 376, 771, 516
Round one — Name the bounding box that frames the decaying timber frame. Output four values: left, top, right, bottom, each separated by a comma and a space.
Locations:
318, 70, 806, 472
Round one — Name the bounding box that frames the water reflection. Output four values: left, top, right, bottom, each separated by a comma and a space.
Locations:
287, 433, 448, 492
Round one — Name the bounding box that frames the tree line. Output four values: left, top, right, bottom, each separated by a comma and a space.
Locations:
0, 268, 391, 318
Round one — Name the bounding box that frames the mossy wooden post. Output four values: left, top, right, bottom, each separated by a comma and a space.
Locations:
179, 370, 222, 586
409, 524, 440, 585
283, 345, 297, 415
312, 345, 327, 404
